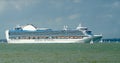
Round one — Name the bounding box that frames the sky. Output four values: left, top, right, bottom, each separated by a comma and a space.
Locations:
0, 0, 120, 39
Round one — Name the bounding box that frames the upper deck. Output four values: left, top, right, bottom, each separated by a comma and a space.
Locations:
7, 24, 93, 39
9, 30, 85, 37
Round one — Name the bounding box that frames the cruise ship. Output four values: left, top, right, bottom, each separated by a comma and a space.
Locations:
5, 24, 102, 43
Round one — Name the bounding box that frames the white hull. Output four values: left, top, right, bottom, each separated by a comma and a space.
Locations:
7, 37, 92, 43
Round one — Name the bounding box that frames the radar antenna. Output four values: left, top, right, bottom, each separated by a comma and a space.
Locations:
76, 23, 82, 30
16, 24, 21, 28
78, 24, 82, 27
63, 25, 68, 31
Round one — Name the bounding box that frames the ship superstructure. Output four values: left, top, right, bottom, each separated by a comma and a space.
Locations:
5, 24, 102, 43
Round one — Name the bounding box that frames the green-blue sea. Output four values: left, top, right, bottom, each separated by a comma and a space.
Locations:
0, 43, 120, 63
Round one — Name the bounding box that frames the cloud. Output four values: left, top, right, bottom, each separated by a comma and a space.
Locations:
0, 1, 7, 13
105, 14, 113, 18
73, 0, 81, 3
109, 1, 120, 9
49, 0, 64, 9
55, 17, 63, 23
112, 1, 120, 7
46, 17, 63, 25
68, 14, 80, 20
10, 0, 39, 11
10, 1, 28, 11
103, 1, 120, 9
0, 0, 39, 12
96, 14, 113, 19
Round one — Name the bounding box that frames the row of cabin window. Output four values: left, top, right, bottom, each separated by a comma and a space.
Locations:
10, 36, 84, 39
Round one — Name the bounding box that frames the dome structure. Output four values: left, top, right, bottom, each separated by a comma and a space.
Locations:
22, 24, 37, 31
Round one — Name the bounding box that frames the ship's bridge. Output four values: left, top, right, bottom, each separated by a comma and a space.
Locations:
76, 24, 88, 31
